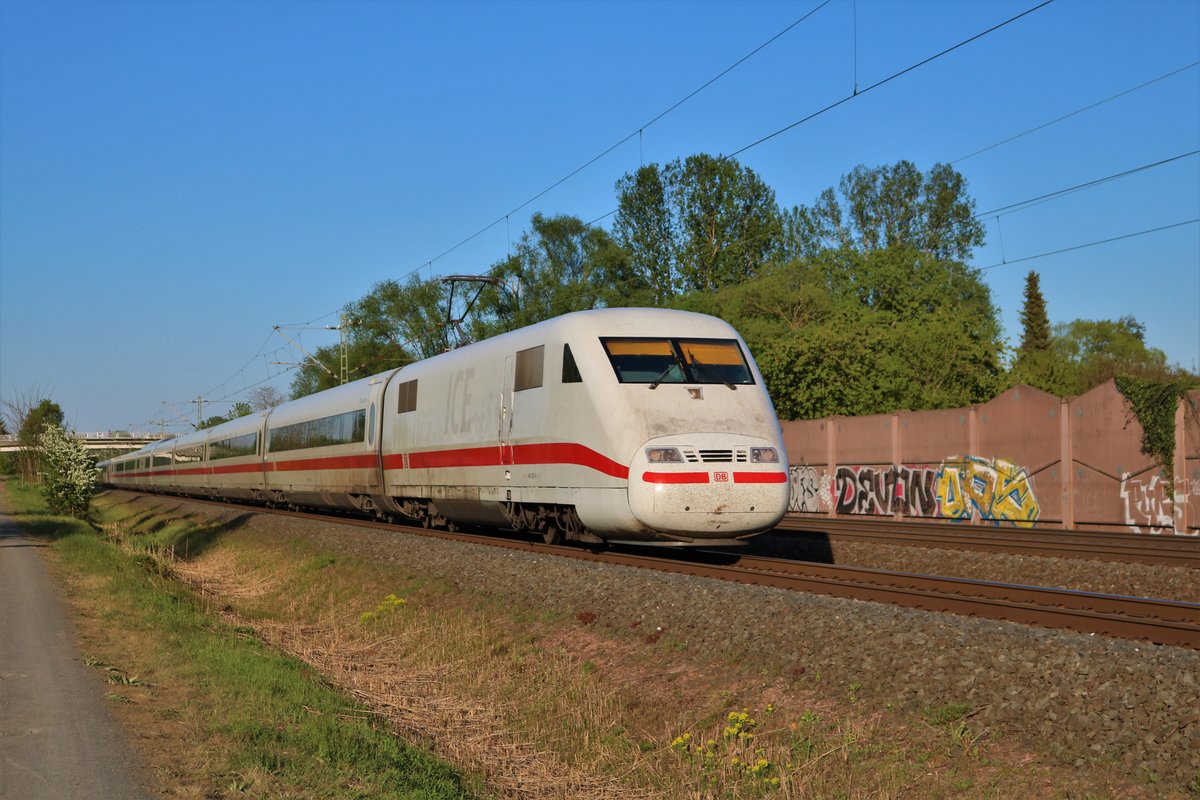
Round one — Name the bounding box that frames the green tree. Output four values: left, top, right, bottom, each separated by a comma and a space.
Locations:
780, 161, 985, 262
1009, 270, 1060, 390
36, 424, 99, 518
15, 399, 65, 482
613, 165, 676, 304
686, 245, 1004, 418
1050, 316, 1181, 395
197, 402, 253, 430
290, 275, 449, 398
473, 213, 641, 338
614, 154, 782, 295
1017, 270, 1051, 354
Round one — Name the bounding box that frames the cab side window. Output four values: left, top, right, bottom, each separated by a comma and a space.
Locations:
396, 379, 418, 413
515, 345, 544, 391
562, 344, 582, 383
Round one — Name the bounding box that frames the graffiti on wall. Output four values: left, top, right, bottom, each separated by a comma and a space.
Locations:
787, 465, 823, 512
788, 455, 1041, 527
935, 456, 1040, 528
831, 465, 941, 517
1119, 472, 1196, 535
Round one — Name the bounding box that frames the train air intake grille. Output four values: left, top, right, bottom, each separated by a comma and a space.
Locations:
679, 447, 750, 463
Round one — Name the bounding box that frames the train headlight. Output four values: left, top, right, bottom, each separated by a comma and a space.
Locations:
645, 447, 684, 463
750, 447, 779, 463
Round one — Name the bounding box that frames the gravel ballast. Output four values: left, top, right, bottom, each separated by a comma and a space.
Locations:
117, 493, 1200, 789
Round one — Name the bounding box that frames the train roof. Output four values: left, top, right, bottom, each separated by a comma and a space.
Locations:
401, 307, 744, 375
264, 371, 397, 427
195, 410, 269, 441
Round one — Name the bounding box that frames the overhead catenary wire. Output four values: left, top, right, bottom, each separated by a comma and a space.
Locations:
398, 1, 833, 279
147, 3, 834, 428
973, 149, 1200, 219
979, 219, 1199, 271
157, 0, 1195, 427
726, 0, 1056, 159
575, 0, 1062, 232
950, 60, 1200, 165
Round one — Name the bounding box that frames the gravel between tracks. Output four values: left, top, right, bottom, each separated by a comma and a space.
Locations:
123, 494, 1200, 788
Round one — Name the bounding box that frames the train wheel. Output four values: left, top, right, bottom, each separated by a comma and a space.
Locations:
542, 525, 563, 545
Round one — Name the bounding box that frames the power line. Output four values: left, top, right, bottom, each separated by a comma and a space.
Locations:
727, 0, 1056, 159
161, 2, 836, 422
978, 219, 1199, 271
974, 149, 1200, 219
401, 1, 833, 277
199, 329, 277, 400
167, 0, 1189, 420
951, 60, 1200, 165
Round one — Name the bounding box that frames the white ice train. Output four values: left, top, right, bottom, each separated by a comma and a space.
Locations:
99, 308, 789, 546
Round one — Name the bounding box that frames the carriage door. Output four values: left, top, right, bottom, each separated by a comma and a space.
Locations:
365, 379, 386, 487
500, 355, 515, 464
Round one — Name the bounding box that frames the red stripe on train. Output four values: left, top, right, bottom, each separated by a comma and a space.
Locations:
118, 443, 631, 481
641, 471, 710, 484
386, 443, 629, 480
733, 472, 788, 484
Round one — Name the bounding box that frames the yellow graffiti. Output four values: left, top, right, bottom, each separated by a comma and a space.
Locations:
936, 456, 1039, 527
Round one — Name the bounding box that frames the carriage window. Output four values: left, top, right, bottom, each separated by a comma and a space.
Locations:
677, 340, 755, 385
515, 345, 544, 391
562, 344, 582, 383
209, 431, 258, 460
396, 379, 418, 413
601, 337, 755, 385
268, 409, 366, 452
174, 445, 205, 464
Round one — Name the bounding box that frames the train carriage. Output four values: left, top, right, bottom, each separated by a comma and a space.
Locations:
167, 428, 210, 497
104, 450, 142, 488
262, 375, 392, 512
374, 308, 788, 545
100, 308, 790, 547
145, 437, 175, 491
206, 411, 268, 501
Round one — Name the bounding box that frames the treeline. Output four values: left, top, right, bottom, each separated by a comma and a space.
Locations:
291, 155, 1191, 418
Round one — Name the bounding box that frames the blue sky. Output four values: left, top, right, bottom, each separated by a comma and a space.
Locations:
1, 0, 1197, 433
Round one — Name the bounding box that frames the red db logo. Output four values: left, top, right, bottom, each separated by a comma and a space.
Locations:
714, 472, 729, 483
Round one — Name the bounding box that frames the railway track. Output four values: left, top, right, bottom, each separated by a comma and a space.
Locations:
775, 515, 1200, 567
128, 491, 1200, 650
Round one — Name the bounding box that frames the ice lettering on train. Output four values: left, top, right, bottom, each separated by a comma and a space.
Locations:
444, 368, 475, 434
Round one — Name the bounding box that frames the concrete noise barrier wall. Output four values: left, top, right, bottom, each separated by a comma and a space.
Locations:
780, 380, 1199, 535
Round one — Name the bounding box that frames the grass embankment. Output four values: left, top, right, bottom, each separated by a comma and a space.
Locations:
5, 483, 1168, 799
2, 481, 474, 800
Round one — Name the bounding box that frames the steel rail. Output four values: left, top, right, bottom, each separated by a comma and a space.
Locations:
776, 516, 1200, 568
722, 555, 1200, 648
113, 491, 1200, 649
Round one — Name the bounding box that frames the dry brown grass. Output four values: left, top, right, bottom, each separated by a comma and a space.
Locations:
91, 497, 1169, 800
170, 544, 649, 800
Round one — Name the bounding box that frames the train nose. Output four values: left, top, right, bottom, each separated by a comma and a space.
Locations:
627, 435, 789, 537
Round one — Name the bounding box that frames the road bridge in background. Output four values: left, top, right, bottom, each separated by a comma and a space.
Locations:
0, 433, 169, 452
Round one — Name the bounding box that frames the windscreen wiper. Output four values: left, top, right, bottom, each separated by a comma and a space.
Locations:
648, 356, 685, 389
688, 353, 736, 390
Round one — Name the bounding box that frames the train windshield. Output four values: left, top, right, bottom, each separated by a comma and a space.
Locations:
600, 337, 755, 385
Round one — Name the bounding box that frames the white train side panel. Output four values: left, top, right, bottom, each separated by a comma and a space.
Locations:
100, 308, 789, 546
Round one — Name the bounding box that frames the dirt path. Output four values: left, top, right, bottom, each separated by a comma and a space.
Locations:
0, 511, 156, 800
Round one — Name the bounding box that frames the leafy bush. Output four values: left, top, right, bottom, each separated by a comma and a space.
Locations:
37, 424, 99, 518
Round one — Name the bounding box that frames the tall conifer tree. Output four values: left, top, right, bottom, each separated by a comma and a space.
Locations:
1018, 271, 1051, 355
